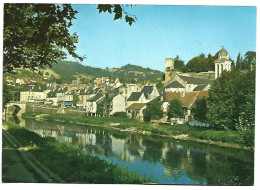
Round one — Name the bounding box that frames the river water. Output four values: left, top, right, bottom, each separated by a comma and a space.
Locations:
7, 116, 254, 185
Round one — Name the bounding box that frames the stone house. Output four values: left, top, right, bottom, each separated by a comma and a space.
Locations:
46, 90, 58, 106
126, 103, 147, 122
126, 92, 146, 108
115, 84, 141, 99
76, 88, 88, 108
56, 86, 68, 102
160, 92, 181, 113
103, 94, 126, 116
20, 84, 47, 102
5, 76, 15, 86
141, 86, 160, 101
165, 75, 213, 93
86, 91, 104, 114
181, 91, 209, 121
64, 90, 75, 102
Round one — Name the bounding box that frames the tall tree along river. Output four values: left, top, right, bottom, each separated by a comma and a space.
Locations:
7, 116, 254, 185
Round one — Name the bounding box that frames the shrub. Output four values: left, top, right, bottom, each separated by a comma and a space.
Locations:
113, 112, 127, 117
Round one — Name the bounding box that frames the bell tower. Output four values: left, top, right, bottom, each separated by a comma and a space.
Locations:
165, 58, 175, 83
214, 46, 232, 79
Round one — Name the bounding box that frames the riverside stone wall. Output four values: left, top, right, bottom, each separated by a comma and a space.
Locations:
26, 104, 86, 115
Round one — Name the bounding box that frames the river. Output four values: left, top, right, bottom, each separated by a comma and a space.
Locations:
6, 116, 254, 185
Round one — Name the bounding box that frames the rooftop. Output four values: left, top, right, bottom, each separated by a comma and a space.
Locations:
127, 103, 146, 110
127, 92, 142, 101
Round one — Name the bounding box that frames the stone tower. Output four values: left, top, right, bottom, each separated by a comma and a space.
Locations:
214, 46, 232, 79
165, 58, 175, 83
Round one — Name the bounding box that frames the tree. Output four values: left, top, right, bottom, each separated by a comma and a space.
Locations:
72, 94, 78, 106
2, 82, 11, 111
236, 53, 242, 69
167, 99, 184, 119
183, 54, 209, 72
207, 69, 255, 132
4, 4, 83, 73
192, 97, 208, 122
207, 53, 215, 71
97, 4, 137, 26
156, 82, 164, 92
96, 106, 104, 116
174, 55, 185, 71
147, 99, 163, 120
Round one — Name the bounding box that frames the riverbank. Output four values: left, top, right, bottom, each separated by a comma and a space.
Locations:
22, 112, 245, 150
2, 121, 155, 184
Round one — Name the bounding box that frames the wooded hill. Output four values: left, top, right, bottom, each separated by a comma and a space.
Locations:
4, 60, 163, 84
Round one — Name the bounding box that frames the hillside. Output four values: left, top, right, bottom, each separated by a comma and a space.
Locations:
49, 61, 163, 83
4, 61, 163, 84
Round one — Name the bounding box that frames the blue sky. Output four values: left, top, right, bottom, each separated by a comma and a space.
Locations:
67, 5, 256, 72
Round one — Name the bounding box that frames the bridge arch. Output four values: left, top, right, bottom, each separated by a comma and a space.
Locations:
6, 102, 26, 116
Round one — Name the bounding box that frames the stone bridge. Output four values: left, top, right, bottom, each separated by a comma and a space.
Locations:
6, 101, 27, 115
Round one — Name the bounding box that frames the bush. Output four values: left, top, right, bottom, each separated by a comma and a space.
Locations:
113, 112, 127, 117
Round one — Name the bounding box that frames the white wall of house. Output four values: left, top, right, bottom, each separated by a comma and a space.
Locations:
185, 84, 197, 92
126, 93, 146, 107
86, 101, 99, 114
149, 87, 160, 100
56, 93, 65, 102
165, 87, 185, 93
127, 84, 141, 99
20, 91, 47, 102
110, 94, 126, 115
64, 94, 73, 101
162, 102, 169, 113
46, 97, 58, 106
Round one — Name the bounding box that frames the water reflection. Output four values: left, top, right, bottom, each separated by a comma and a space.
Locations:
19, 118, 254, 185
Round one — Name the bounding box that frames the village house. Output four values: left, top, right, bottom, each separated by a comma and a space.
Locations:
76, 88, 88, 108
103, 93, 126, 116
113, 78, 122, 88
16, 78, 29, 85
5, 76, 15, 86
64, 90, 75, 102
20, 83, 48, 103
126, 92, 146, 108
126, 103, 147, 122
46, 90, 58, 106
181, 91, 209, 121
115, 84, 141, 99
86, 91, 104, 114
141, 85, 160, 101
165, 75, 213, 93
56, 86, 68, 103
164, 47, 231, 93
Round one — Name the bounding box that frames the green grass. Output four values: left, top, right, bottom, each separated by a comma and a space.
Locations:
2, 121, 155, 184
22, 112, 241, 146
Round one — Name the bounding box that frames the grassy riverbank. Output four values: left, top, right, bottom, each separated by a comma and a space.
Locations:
2, 121, 155, 184
22, 112, 242, 148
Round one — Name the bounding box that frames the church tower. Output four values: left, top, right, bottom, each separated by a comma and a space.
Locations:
214, 46, 232, 79
165, 58, 175, 83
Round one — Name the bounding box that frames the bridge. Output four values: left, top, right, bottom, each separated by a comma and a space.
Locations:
5, 101, 27, 116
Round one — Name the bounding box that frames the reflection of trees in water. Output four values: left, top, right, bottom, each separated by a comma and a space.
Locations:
22, 119, 254, 185
185, 150, 207, 184
141, 139, 163, 164
161, 143, 193, 179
